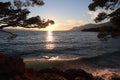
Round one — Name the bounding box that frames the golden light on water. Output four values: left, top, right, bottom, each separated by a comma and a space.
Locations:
45, 28, 55, 50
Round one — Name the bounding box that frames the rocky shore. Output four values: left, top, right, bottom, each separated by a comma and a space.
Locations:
0, 53, 120, 80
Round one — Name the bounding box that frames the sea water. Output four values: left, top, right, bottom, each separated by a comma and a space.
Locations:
0, 30, 120, 78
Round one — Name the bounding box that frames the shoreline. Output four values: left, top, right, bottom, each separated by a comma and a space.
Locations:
24, 56, 120, 79
24, 57, 120, 77
0, 53, 120, 80
23, 52, 120, 71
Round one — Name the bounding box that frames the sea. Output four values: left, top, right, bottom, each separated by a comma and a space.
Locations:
0, 30, 120, 79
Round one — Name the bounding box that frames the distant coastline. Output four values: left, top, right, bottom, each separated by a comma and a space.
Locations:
70, 22, 112, 32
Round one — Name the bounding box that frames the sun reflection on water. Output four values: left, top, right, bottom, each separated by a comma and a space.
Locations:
46, 31, 55, 50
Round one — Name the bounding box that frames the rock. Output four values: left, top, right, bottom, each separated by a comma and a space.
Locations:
36, 73, 67, 80
0, 54, 25, 75
0, 53, 6, 64
38, 68, 65, 75
34, 68, 94, 80
3, 53, 120, 80
64, 69, 94, 80
8, 56, 25, 74
94, 76, 104, 80
110, 75, 120, 80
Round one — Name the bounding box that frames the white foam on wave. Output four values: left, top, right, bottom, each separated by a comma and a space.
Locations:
24, 55, 80, 62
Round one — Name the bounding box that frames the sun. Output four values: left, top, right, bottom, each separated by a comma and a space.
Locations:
47, 23, 55, 31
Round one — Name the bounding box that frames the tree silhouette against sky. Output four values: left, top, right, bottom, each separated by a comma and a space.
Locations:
89, 0, 120, 40
0, 0, 54, 39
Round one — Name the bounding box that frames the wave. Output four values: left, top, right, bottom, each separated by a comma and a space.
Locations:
24, 51, 120, 68
75, 51, 120, 69
24, 52, 120, 80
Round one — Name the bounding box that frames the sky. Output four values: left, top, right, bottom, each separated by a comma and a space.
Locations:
28, 0, 94, 31
3, 0, 95, 31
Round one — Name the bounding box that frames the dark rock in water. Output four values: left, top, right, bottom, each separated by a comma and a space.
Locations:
64, 69, 94, 80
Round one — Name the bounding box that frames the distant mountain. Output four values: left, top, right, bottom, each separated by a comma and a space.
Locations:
70, 22, 111, 32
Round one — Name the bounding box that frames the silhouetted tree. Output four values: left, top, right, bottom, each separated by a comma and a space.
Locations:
88, 0, 120, 40
0, 0, 54, 39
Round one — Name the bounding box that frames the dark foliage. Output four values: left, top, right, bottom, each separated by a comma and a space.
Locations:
88, 0, 120, 40
0, 0, 55, 39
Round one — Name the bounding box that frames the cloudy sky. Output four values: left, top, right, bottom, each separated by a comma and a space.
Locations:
29, 0, 96, 31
